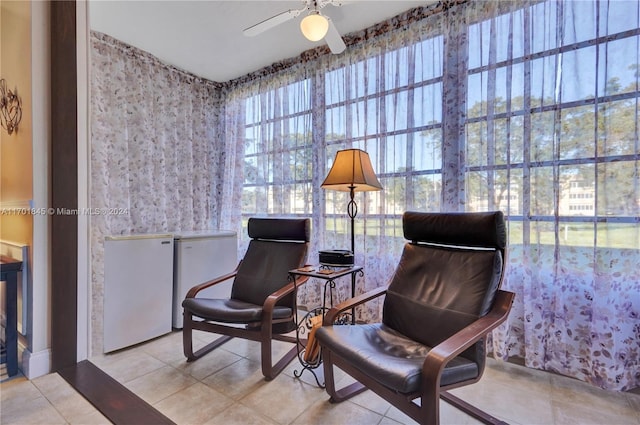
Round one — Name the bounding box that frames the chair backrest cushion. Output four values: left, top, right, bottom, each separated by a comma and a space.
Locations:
232, 218, 309, 306
248, 217, 311, 242
382, 211, 505, 361
402, 211, 506, 250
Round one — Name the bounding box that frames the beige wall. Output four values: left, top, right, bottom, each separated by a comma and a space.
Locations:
1, 0, 33, 246
0, 0, 52, 378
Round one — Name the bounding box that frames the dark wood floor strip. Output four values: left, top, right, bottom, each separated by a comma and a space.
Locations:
58, 360, 175, 425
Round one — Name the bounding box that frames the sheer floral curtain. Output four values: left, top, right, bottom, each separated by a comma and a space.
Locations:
90, 32, 224, 354
221, 0, 639, 391
222, 9, 445, 320
462, 0, 640, 391
220, 64, 326, 306
219, 63, 314, 232
316, 17, 446, 316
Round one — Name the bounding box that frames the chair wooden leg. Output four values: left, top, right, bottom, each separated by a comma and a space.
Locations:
420, 385, 440, 425
440, 391, 508, 425
189, 335, 234, 362
261, 325, 299, 380
183, 311, 197, 361
183, 311, 233, 362
263, 344, 299, 381
260, 323, 274, 379
331, 381, 368, 403
323, 350, 338, 400
323, 350, 367, 403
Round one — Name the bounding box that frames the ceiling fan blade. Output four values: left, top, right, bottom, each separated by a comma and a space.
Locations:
243, 9, 301, 37
325, 18, 346, 54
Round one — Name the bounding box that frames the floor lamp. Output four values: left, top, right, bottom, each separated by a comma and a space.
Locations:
321, 149, 383, 255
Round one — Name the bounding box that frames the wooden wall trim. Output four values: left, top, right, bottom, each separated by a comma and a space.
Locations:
59, 361, 176, 425
50, 0, 78, 371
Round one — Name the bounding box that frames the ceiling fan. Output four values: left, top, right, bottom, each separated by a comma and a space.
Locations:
243, 0, 347, 54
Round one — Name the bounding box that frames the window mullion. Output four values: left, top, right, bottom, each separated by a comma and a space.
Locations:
522, 4, 532, 245
406, 45, 417, 211
313, 71, 326, 239
442, 6, 468, 211
486, 16, 497, 210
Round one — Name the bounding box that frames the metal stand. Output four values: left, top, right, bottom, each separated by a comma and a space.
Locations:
293, 306, 328, 387
347, 185, 357, 255
288, 265, 363, 387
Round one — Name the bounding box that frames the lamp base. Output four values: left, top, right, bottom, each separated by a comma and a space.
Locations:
319, 250, 354, 266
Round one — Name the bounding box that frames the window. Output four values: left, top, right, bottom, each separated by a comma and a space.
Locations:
242, 80, 314, 217
239, 26, 445, 255
465, 0, 639, 250
230, 0, 639, 391
323, 36, 444, 243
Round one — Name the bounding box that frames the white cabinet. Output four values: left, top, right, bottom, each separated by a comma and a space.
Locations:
103, 234, 174, 353
172, 230, 237, 329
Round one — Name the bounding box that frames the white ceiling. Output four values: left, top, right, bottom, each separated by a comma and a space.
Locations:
89, 0, 429, 82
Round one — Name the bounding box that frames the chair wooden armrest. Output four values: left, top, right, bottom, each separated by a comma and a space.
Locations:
422, 290, 515, 385
324, 285, 388, 325
263, 274, 310, 314
185, 263, 240, 299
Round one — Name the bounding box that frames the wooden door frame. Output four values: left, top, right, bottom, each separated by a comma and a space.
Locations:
50, 0, 78, 372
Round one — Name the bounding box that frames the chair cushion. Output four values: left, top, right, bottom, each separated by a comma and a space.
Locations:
403, 211, 506, 249
315, 323, 479, 393
182, 298, 292, 324
248, 217, 310, 242
383, 243, 503, 352
232, 239, 307, 306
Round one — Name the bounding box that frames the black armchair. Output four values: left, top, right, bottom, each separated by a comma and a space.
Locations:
182, 218, 310, 380
316, 211, 515, 424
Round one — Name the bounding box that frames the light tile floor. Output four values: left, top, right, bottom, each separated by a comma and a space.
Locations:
2, 329, 639, 425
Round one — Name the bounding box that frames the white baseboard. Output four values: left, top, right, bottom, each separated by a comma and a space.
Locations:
21, 345, 52, 379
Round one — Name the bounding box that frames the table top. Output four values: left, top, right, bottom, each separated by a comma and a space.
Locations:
289, 264, 362, 279
0, 255, 23, 273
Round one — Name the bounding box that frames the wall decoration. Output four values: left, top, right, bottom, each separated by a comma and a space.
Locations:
0, 78, 23, 135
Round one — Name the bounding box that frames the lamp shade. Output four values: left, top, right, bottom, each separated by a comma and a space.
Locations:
321, 149, 383, 192
300, 12, 329, 42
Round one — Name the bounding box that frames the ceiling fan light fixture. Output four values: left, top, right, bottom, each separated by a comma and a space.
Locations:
300, 12, 329, 41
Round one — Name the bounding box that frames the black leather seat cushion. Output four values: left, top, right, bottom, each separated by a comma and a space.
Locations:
315, 323, 478, 393
182, 298, 292, 324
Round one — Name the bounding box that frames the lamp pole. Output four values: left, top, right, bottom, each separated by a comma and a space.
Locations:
347, 185, 357, 255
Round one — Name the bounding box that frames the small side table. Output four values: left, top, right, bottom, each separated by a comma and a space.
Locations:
288, 264, 364, 387
1, 255, 22, 377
